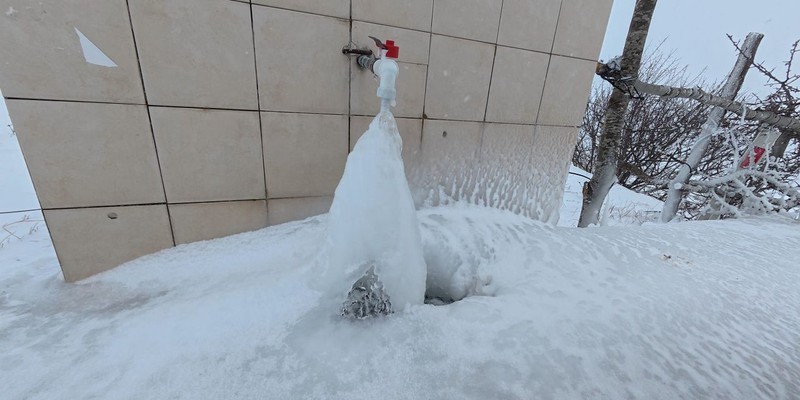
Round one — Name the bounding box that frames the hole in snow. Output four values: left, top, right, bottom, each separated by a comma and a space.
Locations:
420, 214, 496, 306
75, 27, 117, 67
421, 243, 492, 306
424, 267, 492, 306
424, 295, 454, 306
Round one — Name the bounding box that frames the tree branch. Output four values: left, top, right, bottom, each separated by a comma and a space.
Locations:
631, 80, 800, 133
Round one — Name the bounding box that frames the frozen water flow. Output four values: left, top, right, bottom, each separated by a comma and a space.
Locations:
323, 111, 427, 310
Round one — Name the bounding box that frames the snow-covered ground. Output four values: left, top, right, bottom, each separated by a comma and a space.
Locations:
2, 205, 800, 399
0, 91, 44, 251
0, 90, 39, 213
559, 165, 664, 227
1, 110, 799, 398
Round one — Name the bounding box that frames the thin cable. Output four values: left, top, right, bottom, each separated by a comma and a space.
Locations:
0, 208, 40, 216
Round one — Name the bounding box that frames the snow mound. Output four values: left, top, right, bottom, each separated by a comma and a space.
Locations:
2, 206, 800, 399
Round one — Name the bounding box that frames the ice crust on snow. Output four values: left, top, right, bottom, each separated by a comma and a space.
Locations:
324, 112, 427, 309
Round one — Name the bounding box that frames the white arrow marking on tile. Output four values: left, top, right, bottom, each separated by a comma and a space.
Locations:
75, 27, 118, 68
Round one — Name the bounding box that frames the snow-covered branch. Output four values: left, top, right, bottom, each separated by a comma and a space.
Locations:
679, 167, 800, 217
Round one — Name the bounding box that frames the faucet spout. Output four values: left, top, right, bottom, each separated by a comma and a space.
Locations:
374, 50, 399, 111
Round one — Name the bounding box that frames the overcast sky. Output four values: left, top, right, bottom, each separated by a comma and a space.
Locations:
600, 0, 799, 95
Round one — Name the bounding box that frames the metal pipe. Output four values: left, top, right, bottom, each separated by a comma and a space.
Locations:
357, 55, 377, 72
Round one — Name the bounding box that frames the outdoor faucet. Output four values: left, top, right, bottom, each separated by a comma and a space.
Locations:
373, 40, 400, 112
342, 37, 400, 113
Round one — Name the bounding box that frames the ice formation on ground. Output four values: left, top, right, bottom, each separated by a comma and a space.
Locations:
2, 205, 799, 399
340, 265, 392, 319
324, 111, 427, 310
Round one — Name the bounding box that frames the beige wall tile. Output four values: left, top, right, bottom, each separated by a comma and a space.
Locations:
432, 0, 503, 43
531, 125, 577, 178
8, 100, 165, 209
537, 55, 596, 127
352, 0, 434, 31
128, 0, 258, 110
475, 123, 537, 214
351, 62, 427, 118
485, 47, 549, 124
350, 116, 423, 164
553, 0, 613, 60
0, 0, 143, 103
425, 35, 495, 121
414, 119, 483, 203
268, 196, 332, 225
351, 21, 431, 65
45, 205, 174, 282
169, 200, 268, 244
530, 125, 577, 222
497, 0, 561, 53
150, 107, 265, 203
262, 112, 348, 198
254, 7, 349, 114
420, 119, 483, 162
252, 0, 349, 18
479, 123, 536, 163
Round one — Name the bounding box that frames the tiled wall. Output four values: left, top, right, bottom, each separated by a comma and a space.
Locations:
0, 0, 612, 281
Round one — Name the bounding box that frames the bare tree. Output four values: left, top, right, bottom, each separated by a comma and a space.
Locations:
596, 38, 800, 135
744, 38, 800, 161
575, 47, 711, 199
659, 33, 763, 222
591, 35, 800, 220
678, 39, 800, 219
578, 0, 658, 228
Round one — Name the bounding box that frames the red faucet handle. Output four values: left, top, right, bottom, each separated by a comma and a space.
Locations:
385, 40, 399, 59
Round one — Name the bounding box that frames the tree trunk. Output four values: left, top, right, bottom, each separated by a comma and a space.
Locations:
770, 130, 794, 158
659, 32, 763, 223
578, 0, 658, 227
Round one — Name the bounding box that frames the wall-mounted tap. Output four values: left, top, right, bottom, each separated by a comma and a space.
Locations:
343, 36, 401, 112
373, 39, 399, 111
343, 36, 397, 71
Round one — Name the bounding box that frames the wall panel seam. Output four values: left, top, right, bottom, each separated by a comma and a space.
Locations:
124, 0, 176, 246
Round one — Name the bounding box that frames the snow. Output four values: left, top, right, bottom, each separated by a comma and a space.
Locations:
2, 204, 800, 399
559, 165, 663, 226
0, 90, 39, 213
325, 112, 426, 310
